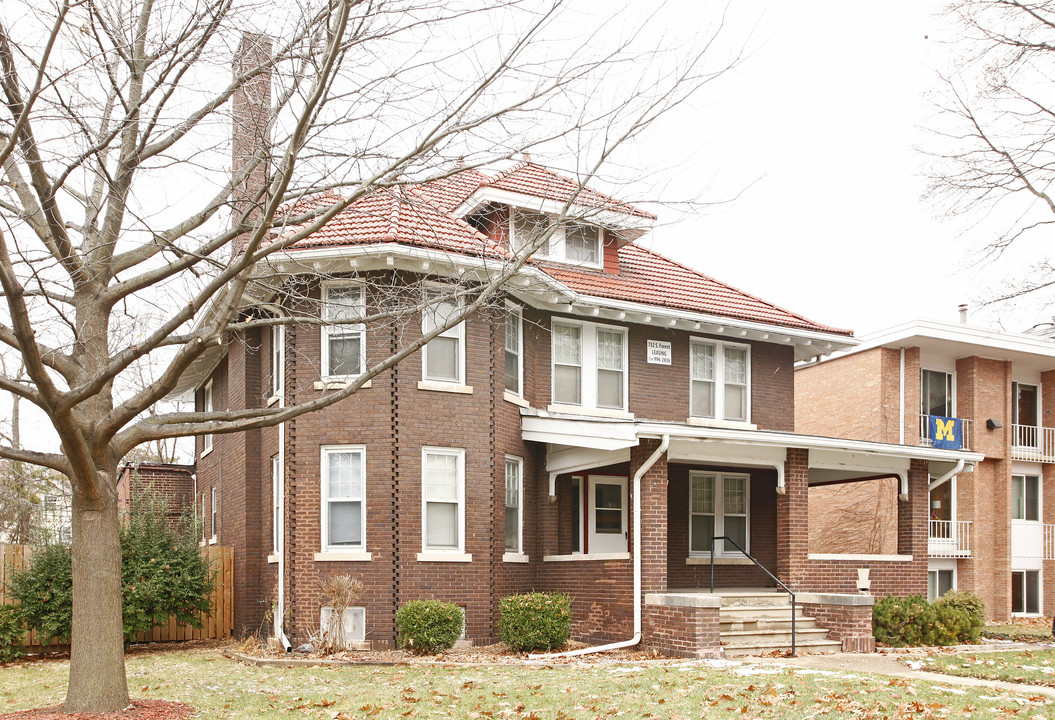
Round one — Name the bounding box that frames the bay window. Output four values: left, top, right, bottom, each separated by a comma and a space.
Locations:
321, 446, 365, 551
690, 339, 750, 422
322, 283, 365, 378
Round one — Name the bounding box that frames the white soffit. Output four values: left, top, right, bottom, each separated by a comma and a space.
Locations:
522, 416, 638, 451
668, 437, 787, 468
545, 446, 632, 475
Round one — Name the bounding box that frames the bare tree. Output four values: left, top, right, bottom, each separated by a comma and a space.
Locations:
0, 0, 736, 711
928, 0, 1055, 307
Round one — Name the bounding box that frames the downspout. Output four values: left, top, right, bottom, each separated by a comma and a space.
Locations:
929, 458, 964, 492
532, 434, 670, 659
899, 348, 905, 445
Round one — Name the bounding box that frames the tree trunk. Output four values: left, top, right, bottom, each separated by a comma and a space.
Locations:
65, 471, 129, 713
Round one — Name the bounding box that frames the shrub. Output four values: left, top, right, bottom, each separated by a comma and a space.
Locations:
498, 592, 572, 652
396, 600, 463, 654
9, 482, 215, 643
317, 575, 363, 654
873, 594, 979, 647
0, 605, 26, 662
935, 590, 985, 642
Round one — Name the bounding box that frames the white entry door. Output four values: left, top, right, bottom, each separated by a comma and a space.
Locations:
587, 476, 628, 554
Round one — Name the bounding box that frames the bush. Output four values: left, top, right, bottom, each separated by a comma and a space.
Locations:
873, 594, 979, 647
396, 600, 463, 654
9, 482, 215, 643
498, 592, 572, 652
0, 605, 26, 662
935, 590, 985, 642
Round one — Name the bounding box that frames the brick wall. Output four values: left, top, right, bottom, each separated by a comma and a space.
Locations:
643, 601, 721, 658
800, 600, 875, 653
796, 348, 900, 442
117, 463, 195, 531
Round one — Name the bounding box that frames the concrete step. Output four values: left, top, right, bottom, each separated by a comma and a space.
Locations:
720, 617, 817, 633
717, 591, 790, 609
722, 638, 843, 657
719, 606, 807, 620
721, 627, 832, 646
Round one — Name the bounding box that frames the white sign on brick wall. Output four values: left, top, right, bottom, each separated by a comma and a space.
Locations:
646, 340, 672, 365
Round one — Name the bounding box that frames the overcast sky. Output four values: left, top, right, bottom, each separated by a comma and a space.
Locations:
628, 0, 1040, 336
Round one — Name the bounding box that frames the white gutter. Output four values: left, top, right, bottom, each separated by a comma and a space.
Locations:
532, 434, 670, 659
929, 458, 964, 492
899, 348, 905, 445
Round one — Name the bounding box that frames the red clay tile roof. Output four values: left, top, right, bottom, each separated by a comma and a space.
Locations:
279, 166, 849, 337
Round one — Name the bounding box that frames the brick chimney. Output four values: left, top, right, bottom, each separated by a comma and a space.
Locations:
232, 33, 272, 252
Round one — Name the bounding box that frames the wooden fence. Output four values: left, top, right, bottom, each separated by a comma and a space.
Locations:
0, 544, 233, 648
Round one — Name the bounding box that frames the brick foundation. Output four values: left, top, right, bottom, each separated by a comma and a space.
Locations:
643, 594, 721, 659
798, 593, 875, 653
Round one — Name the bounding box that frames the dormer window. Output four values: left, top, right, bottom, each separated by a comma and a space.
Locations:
512, 209, 601, 268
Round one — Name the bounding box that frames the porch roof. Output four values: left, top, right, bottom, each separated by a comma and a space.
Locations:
522, 411, 983, 496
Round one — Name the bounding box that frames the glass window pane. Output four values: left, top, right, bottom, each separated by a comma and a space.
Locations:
691, 343, 714, 381
554, 365, 581, 404
595, 484, 622, 510
425, 453, 457, 500
329, 501, 362, 546
1026, 476, 1040, 521
324, 286, 362, 323
426, 503, 457, 547
328, 452, 362, 499
505, 509, 519, 552
566, 225, 598, 263
595, 509, 622, 533
724, 384, 746, 421
1012, 476, 1024, 520
596, 330, 623, 371
505, 309, 520, 353
691, 380, 714, 417
514, 210, 552, 256
691, 476, 714, 514
724, 476, 746, 515
724, 516, 747, 552
724, 347, 747, 385
597, 369, 623, 408
1027, 571, 1040, 614
1012, 572, 1024, 613
329, 335, 362, 376
553, 324, 581, 364
505, 461, 520, 508
690, 514, 714, 552
426, 336, 459, 381
505, 350, 519, 394
938, 570, 954, 597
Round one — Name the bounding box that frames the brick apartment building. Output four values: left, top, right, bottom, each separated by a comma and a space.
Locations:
164, 149, 984, 656
797, 317, 1055, 621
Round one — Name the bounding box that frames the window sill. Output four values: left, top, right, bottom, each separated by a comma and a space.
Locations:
686, 556, 754, 566
314, 379, 371, 391
314, 552, 372, 562
502, 552, 530, 564
266, 395, 282, 407
543, 552, 630, 562
209, 537, 217, 545
545, 405, 633, 420
267, 554, 280, 564
417, 552, 472, 562
686, 417, 757, 430
418, 380, 473, 394
503, 391, 530, 408
200, 446, 213, 459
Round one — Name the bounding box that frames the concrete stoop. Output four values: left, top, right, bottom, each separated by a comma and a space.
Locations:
718, 590, 841, 657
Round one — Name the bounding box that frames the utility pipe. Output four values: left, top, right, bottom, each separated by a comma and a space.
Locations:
531, 435, 670, 659
929, 458, 964, 492
899, 348, 905, 446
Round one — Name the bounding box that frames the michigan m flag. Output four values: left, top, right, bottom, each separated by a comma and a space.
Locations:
928, 416, 963, 450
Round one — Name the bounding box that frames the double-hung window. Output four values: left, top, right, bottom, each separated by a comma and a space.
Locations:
271, 325, 285, 399
321, 446, 365, 551
422, 287, 464, 384
690, 340, 750, 422
689, 471, 749, 556
1012, 474, 1040, 521
511, 210, 601, 268
505, 306, 523, 395
202, 380, 214, 453
271, 455, 282, 556
551, 320, 627, 411
211, 486, 218, 541
322, 283, 365, 378
504, 457, 523, 554
422, 447, 464, 553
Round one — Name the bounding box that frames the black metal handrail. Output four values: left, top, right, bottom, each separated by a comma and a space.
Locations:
710, 535, 796, 657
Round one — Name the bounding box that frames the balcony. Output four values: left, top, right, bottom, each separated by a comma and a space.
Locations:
919, 415, 972, 451
1010, 522, 1055, 561
928, 520, 972, 558
1011, 425, 1055, 463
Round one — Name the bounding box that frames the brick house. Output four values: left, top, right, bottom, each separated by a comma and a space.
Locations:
165, 148, 985, 655
797, 317, 1055, 621
117, 462, 196, 532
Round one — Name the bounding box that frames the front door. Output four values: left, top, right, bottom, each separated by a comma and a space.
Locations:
587, 476, 628, 554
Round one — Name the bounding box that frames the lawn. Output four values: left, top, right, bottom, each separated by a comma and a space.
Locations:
0, 646, 1052, 719
919, 649, 1055, 688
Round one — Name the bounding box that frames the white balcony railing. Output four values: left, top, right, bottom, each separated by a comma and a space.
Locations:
919, 415, 972, 451
1047, 524, 1055, 561
1011, 425, 1055, 463
928, 520, 972, 558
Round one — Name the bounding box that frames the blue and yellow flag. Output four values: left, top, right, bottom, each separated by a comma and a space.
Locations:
929, 416, 962, 450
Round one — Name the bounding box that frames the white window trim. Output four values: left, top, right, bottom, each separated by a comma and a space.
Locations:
320, 445, 367, 553
421, 446, 465, 554
504, 455, 523, 555
550, 319, 628, 413
505, 303, 524, 397
688, 471, 751, 559
1011, 473, 1042, 522
1012, 569, 1043, 616
689, 338, 751, 424
511, 209, 602, 270
210, 486, 218, 542
272, 454, 282, 556
271, 324, 285, 400
421, 284, 465, 385
921, 368, 956, 418
321, 281, 366, 380
200, 492, 207, 544
202, 380, 214, 455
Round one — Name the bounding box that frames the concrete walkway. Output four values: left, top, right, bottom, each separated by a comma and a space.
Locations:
766, 646, 1055, 699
